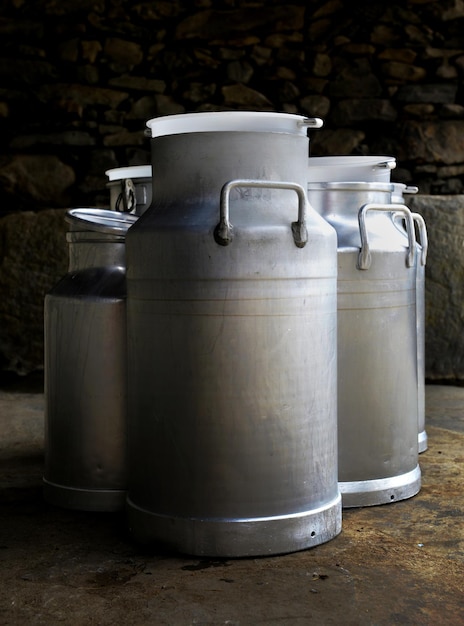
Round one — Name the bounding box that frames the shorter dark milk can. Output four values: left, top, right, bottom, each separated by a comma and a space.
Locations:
43, 209, 136, 511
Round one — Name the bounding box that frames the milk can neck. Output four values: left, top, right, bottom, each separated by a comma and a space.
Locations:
66, 232, 126, 272
150, 131, 310, 209
307, 182, 395, 219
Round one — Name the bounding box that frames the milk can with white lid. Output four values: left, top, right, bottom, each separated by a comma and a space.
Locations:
125, 111, 341, 557
307, 180, 421, 508
43, 209, 136, 512
106, 165, 152, 215
392, 183, 428, 453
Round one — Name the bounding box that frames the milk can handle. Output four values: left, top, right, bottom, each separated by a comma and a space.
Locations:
214, 179, 308, 248
412, 212, 428, 266
392, 209, 428, 266
115, 178, 136, 213
358, 204, 416, 270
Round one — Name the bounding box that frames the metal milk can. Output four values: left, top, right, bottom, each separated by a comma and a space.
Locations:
392, 183, 428, 454
307, 181, 421, 508
43, 209, 136, 511
106, 165, 152, 215
125, 111, 341, 557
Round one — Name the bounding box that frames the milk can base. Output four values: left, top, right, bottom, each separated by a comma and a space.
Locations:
418, 429, 428, 454
126, 493, 342, 558
339, 464, 421, 508
43, 478, 126, 512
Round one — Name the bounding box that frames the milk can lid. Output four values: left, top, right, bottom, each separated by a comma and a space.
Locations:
146, 111, 323, 138
105, 165, 152, 181
308, 156, 396, 169
307, 156, 397, 183
65, 208, 138, 235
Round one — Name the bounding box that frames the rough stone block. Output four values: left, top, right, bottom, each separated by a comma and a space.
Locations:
408, 194, 464, 380
0, 209, 68, 374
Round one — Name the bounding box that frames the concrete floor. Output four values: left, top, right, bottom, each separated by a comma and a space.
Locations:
0, 376, 463, 625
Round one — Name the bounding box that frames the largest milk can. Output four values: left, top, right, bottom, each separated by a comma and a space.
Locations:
125, 111, 341, 557
307, 180, 421, 508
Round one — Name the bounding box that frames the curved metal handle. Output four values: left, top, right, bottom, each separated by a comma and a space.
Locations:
115, 178, 136, 213
412, 212, 428, 266
358, 204, 416, 270
215, 179, 308, 248
297, 117, 324, 129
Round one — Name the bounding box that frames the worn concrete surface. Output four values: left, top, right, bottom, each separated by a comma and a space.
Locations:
0, 379, 463, 625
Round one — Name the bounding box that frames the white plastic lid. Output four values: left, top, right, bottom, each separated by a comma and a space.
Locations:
146, 112, 323, 138
307, 156, 397, 183
105, 165, 152, 181
308, 156, 396, 169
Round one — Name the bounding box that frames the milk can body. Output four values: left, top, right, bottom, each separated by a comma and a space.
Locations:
307, 181, 421, 508
125, 112, 341, 557
410, 212, 427, 453
43, 210, 135, 511
392, 184, 428, 454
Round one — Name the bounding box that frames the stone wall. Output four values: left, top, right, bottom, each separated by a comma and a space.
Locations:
1, 0, 464, 377
409, 194, 464, 381
1, 0, 464, 211
0, 210, 67, 374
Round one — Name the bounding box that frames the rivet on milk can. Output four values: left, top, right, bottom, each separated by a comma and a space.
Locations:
106, 165, 152, 215
125, 111, 341, 557
307, 176, 421, 508
392, 184, 428, 454
43, 208, 137, 511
